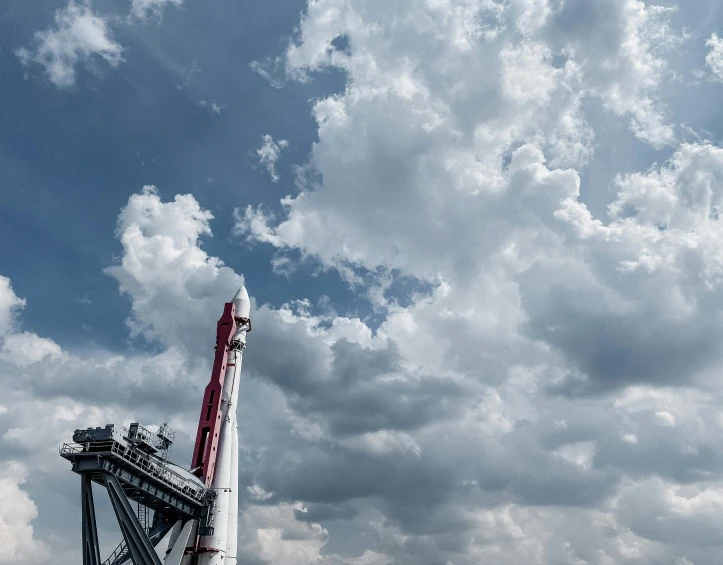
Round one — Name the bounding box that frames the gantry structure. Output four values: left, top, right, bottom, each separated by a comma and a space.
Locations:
60, 423, 214, 565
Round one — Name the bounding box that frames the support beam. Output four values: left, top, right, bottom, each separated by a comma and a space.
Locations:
81, 474, 102, 565
104, 474, 162, 565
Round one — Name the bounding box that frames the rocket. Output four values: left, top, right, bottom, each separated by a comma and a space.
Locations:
166, 287, 250, 565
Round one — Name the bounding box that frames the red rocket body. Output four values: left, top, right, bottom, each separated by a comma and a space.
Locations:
191, 302, 238, 487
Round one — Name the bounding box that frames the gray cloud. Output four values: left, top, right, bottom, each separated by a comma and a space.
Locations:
9, 1, 723, 563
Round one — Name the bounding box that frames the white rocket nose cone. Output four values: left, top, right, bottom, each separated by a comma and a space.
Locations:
232, 286, 250, 318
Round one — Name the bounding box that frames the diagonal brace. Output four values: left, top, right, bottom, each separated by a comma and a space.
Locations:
104, 513, 175, 565
104, 474, 162, 565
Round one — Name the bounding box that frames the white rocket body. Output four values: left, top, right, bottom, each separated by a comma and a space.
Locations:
224, 287, 248, 564
225, 375, 240, 564
169, 287, 249, 565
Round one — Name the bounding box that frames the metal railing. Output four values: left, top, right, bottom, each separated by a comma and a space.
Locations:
60, 441, 206, 503
59, 443, 82, 455
103, 539, 129, 565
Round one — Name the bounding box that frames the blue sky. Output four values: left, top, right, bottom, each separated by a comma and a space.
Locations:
7, 1, 723, 564
0, 0, 357, 349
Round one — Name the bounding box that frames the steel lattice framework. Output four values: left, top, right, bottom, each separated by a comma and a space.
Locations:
61, 425, 214, 565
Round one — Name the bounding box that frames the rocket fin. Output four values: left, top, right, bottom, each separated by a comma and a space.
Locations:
164, 521, 183, 561
165, 520, 195, 565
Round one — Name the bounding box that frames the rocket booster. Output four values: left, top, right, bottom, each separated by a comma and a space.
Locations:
198, 287, 249, 565
170, 287, 250, 565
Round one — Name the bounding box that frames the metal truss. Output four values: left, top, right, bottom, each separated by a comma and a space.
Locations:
79, 471, 176, 565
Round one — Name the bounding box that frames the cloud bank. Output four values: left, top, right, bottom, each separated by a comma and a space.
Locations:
7, 1, 723, 564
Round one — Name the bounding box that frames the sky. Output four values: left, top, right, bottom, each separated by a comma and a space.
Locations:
4, 0, 723, 563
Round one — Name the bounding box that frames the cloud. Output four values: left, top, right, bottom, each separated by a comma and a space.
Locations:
7, 2, 723, 559
706, 32, 723, 82
546, 1, 683, 148
198, 100, 225, 114
235, 1, 715, 399
542, 143, 723, 392
15, 0, 186, 88
226, 1, 723, 562
0, 277, 63, 368
16, 1, 123, 88
617, 477, 723, 552
0, 276, 26, 334
0, 463, 47, 564
257, 135, 289, 182
104, 185, 243, 354
249, 59, 286, 89
130, 0, 184, 20
238, 0, 684, 280
11, 179, 723, 563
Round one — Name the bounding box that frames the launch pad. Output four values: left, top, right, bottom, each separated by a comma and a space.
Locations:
60, 287, 252, 565
61, 423, 214, 565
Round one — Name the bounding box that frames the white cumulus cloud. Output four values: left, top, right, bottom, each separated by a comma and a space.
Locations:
16, 1, 123, 88
257, 135, 289, 182
0, 463, 47, 564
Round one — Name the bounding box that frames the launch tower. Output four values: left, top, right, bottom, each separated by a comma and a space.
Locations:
60, 288, 251, 565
